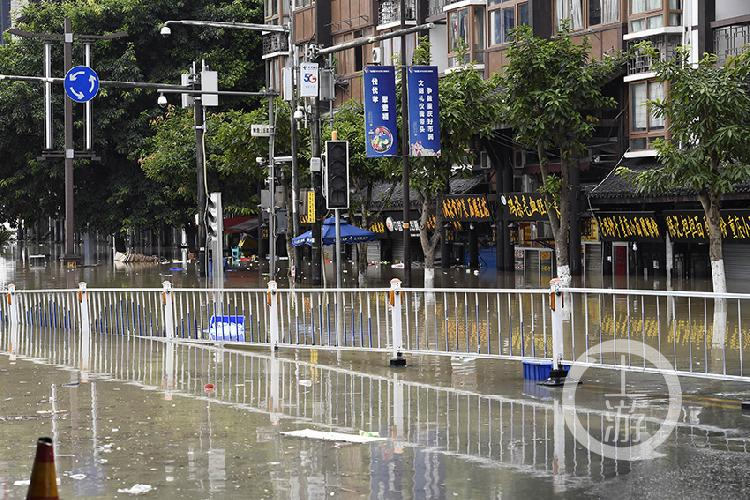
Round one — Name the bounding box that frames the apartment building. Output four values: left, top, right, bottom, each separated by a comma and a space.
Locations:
263, 0, 750, 289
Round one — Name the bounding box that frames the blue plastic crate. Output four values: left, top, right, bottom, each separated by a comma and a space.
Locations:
209, 315, 245, 342
522, 359, 571, 381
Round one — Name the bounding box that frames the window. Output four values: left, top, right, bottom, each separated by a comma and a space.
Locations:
448, 6, 485, 66
557, 0, 584, 30
629, 0, 681, 33
489, 1, 529, 46
518, 2, 529, 24
450, 8, 468, 52
630, 0, 660, 14
557, 0, 618, 31
630, 80, 665, 150
293, 0, 312, 8
354, 46, 363, 72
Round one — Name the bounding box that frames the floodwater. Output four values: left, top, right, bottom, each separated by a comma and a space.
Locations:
2, 322, 750, 498
8, 241, 747, 292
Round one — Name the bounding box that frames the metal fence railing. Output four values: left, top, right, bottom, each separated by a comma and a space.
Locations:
4, 281, 750, 382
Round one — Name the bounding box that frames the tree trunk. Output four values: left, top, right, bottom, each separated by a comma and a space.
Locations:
699, 192, 727, 349
419, 196, 441, 289
357, 242, 368, 287
538, 145, 570, 285
557, 158, 571, 285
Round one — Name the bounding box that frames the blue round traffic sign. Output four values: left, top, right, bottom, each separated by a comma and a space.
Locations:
64, 66, 100, 103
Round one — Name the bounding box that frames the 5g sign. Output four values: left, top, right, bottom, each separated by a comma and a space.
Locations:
299, 62, 319, 98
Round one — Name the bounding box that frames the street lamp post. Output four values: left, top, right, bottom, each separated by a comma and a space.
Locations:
161, 19, 290, 282
399, 0, 412, 287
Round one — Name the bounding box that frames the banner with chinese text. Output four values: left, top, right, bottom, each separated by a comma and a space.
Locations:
663, 210, 750, 242
364, 66, 398, 158
500, 193, 556, 221
407, 66, 441, 157
597, 213, 663, 241
441, 195, 491, 222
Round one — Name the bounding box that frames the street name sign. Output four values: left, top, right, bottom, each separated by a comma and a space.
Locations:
251, 124, 274, 137
65, 66, 99, 103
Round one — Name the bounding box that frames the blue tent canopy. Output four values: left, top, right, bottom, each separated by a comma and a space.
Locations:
292, 217, 378, 247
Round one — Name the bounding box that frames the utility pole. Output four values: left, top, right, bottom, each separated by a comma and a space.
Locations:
310, 94, 323, 286
192, 62, 207, 277
267, 59, 277, 281
288, 7, 302, 282
63, 18, 75, 262
399, 0, 412, 287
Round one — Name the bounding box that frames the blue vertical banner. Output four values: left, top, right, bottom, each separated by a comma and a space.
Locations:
364, 66, 398, 158
407, 66, 441, 157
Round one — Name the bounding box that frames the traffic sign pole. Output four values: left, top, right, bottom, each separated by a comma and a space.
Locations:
63, 18, 76, 264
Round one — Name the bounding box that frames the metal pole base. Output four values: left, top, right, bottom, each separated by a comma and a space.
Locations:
538, 369, 572, 387
389, 353, 407, 367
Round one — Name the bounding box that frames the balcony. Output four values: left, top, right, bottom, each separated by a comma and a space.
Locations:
714, 24, 750, 66
377, 0, 416, 29
262, 31, 289, 59
626, 34, 680, 80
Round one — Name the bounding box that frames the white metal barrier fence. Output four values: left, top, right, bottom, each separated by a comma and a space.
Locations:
4, 281, 750, 381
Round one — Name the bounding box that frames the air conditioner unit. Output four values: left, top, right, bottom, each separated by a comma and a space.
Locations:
371, 47, 382, 65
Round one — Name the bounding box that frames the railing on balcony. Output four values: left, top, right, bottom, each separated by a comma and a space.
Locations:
627, 34, 680, 76
262, 31, 289, 57
378, 0, 416, 27
428, 0, 446, 18
714, 24, 750, 66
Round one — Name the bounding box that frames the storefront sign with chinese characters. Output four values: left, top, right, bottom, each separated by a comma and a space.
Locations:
597, 213, 662, 241
500, 193, 557, 221
441, 195, 492, 222
664, 210, 750, 242
364, 66, 398, 158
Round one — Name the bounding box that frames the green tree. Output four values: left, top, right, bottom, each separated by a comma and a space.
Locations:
0, 0, 265, 241
618, 46, 750, 294
409, 38, 504, 286
502, 24, 622, 283
323, 100, 399, 285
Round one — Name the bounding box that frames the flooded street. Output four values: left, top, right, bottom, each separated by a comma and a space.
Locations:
2, 322, 750, 498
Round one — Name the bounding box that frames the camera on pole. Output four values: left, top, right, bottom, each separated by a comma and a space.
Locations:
324, 140, 349, 209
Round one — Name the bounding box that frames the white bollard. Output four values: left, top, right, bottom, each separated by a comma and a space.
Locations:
6, 284, 19, 355
78, 282, 92, 374
162, 281, 175, 339
268, 281, 279, 350
389, 278, 406, 367
546, 277, 567, 385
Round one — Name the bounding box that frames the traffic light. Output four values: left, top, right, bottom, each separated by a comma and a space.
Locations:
205, 192, 222, 241
325, 140, 349, 209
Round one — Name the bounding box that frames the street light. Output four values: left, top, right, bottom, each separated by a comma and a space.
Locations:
161, 18, 289, 282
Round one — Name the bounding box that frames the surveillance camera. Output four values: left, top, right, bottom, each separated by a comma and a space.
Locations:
160, 25, 171, 36
256, 157, 265, 165
157, 94, 168, 107
293, 107, 304, 121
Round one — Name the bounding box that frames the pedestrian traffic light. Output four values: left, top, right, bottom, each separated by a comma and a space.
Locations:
325, 140, 349, 209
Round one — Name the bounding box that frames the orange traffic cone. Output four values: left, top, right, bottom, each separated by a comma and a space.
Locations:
26, 437, 59, 500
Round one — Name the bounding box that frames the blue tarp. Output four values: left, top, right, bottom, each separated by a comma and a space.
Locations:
292, 217, 378, 247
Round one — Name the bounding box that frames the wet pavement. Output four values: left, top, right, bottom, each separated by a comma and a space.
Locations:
1, 323, 750, 498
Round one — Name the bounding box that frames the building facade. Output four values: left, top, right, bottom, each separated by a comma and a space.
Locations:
264, 0, 750, 291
